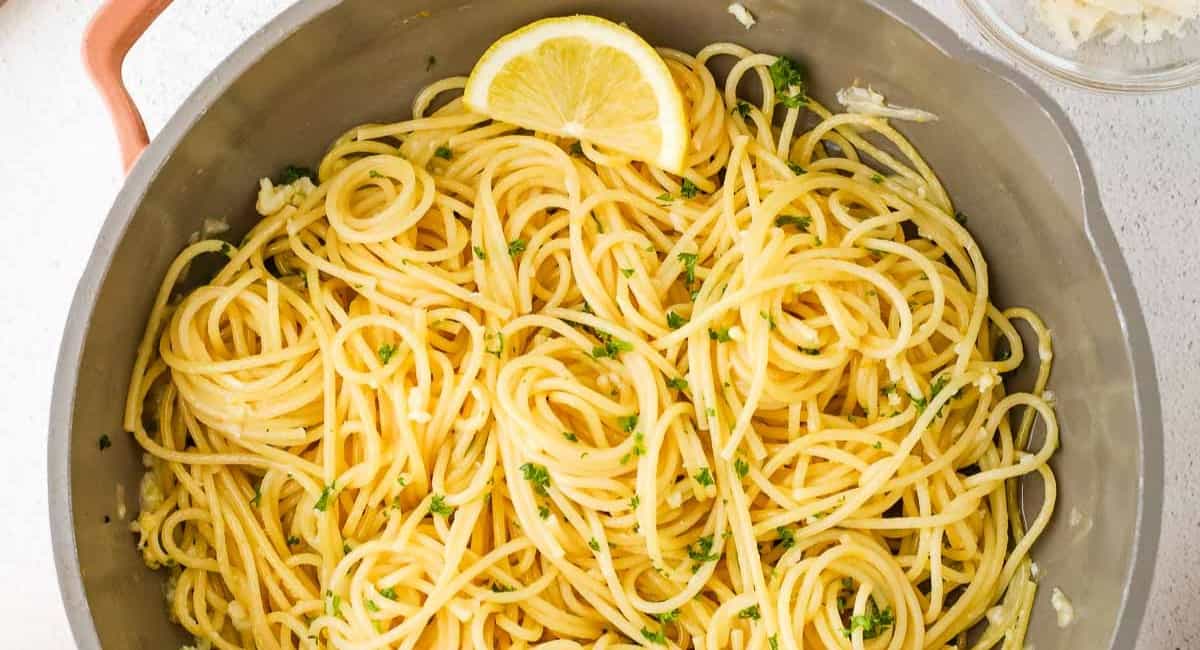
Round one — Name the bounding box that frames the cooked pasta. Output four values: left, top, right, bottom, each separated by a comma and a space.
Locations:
124, 39, 1057, 650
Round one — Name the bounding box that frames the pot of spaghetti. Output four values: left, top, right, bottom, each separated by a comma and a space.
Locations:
50, 1, 1162, 648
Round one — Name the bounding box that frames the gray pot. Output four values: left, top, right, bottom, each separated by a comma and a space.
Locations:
49, 0, 1163, 647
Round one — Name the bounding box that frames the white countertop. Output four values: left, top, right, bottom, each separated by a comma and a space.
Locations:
1, 0, 1196, 647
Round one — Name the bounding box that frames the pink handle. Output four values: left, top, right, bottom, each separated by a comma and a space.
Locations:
82, 0, 173, 172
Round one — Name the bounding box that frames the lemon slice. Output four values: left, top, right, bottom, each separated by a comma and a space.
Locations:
464, 15, 688, 173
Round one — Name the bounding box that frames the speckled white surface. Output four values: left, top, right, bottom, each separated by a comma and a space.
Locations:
0, 0, 1195, 647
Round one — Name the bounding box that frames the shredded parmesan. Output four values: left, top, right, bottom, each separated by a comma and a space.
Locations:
836, 85, 939, 123
1036, 0, 1200, 49
728, 3, 756, 29
255, 176, 316, 216
1050, 587, 1076, 627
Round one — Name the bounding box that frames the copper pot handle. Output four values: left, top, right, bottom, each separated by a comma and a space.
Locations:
82, 0, 174, 171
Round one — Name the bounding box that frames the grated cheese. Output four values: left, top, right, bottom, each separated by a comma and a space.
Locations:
728, 3, 757, 29
836, 85, 939, 123
1036, 0, 1200, 50
1050, 587, 1076, 627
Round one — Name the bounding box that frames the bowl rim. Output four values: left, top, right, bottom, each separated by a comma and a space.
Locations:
47, 1, 1164, 648
960, 0, 1200, 92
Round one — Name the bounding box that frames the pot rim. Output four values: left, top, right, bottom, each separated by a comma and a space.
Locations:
48, 1, 1163, 648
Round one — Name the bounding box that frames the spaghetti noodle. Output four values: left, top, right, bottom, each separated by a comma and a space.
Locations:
125, 40, 1057, 650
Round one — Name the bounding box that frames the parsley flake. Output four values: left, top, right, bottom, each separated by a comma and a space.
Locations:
708, 327, 732, 343
519, 462, 551, 496
768, 56, 807, 108
314, 482, 336, 512
377, 343, 397, 364
734, 458, 750, 478
680, 179, 701, 198
429, 494, 454, 517
774, 214, 812, 231
641, 627, 667, 645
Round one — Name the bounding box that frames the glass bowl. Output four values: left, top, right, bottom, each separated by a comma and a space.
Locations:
960, 0, 1200, 91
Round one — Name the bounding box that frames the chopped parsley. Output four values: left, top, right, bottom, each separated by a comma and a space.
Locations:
842, 602, 895, 640
666, 377, 689, 391
507, 239, 526, 256
472, 245, 487, 260
666, 311, 687, 330
680, 179, 701, 199
588, 538, 601, 552
366, 599, 380, 612
733, 100, 752, 118
538, 505, 550, 519
655, 608, 681, 624
631, 431, 646, 457
870, 173, 884, 184
314, 482, 336, 511
286, 535, 300, 546
688, 535, 720, 564
591, 336, 633, 359
569, 141, 584, 156
379, 586, 397, 600
641, 627, 667, 645
799, 347, 821, 355
250, 482, 262, 508
326, 591, 342, 617
629, 495, 641, 509
563, 431, 578, 442
677, 252, 698, 284
377, 343, 397, 364
491, 583, 515, 593
519, 462, 551, 496
694, 467, 714, 487
276, 165, 316, 184
98, 434, 112, 451
617, 414, 639, 433
911, 393, 929, 414
656, 192, 673, 203
760, 311, 777, 330
769, 635, 780, 650
368, 170, 384, 179
738, 605, 761, 620
734, 457, 750, 478
774, 214, 812, 231
776, 526, 796, 549
434, 145, 452, 160
930, 375, 952, 399
620, 268, 635, 278
708, 327, 732, 343
787, 162, 806, 175
768, 56, 807, 108
429, 494, 454, 517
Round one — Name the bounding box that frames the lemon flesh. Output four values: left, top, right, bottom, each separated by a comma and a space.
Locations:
464, 16, 688, 174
